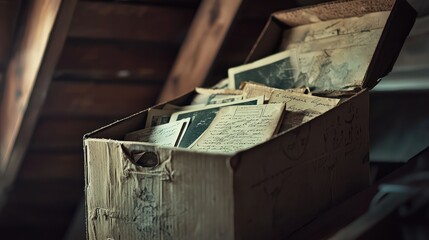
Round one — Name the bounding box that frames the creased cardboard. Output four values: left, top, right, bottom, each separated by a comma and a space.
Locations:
83, 0, 416, 239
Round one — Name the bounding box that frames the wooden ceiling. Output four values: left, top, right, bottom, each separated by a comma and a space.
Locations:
0, 0, 299, 239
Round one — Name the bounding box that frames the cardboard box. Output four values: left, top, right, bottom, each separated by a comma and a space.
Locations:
83, 0, 415, 239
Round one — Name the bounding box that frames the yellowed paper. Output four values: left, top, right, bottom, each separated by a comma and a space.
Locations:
169, 96, 264, 122
268, 91, 340, 131
191, 93, 243, 105
170, 96, 264, 148
280, 11, 390, 48
126, 118, 190, 147
195, 88, 243, 95
145, 109, 176, 128
191, 88, 244, 105
280, 11, 390, 90
241, 82, 310, 101
207, 95, 244, 105
190, 103, 285, 153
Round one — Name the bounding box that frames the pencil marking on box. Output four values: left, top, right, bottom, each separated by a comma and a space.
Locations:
281, 124, 311, 160
134, 175, 174, 239
250, 166, 294, 189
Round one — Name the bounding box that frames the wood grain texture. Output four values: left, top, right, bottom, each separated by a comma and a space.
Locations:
0, 0, 21, 70
69, 1, 195, 43
215, 20, 266, 66
18, 152, 84, 181
56, 39, 177, 81
0, 0, 78, 190
205, 20, 266, 86
158, 0, 243, 102
30, 117, 113, 151
42, 81, 162, 117
84, 0, 201, 6
0, 0, 61, 170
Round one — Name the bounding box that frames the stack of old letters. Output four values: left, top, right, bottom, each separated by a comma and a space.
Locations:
125, 11, 389, 153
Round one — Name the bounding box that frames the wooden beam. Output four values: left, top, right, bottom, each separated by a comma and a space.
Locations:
19, 152, 84, 181
42, 81, 162, 118
0, 0, 22, 72
56, 39, 177, 81
0, 0, 78, 196
30, 117, 112, 152
157, 0, 243, 102
69, 1, 194, 44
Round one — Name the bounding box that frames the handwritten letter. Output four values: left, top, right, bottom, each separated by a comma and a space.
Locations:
269, 91, 340, 130
190, 104, 285, 153
170, 97, 264, 148
126, 118, 190, 147
241, 82, 310, 100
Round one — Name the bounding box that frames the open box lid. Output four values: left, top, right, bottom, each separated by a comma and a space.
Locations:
246, 0, 417, 90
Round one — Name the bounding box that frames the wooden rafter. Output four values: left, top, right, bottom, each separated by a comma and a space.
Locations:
0, 0, 78, 196
0, 0, 22, 75
157, 0, 243, 103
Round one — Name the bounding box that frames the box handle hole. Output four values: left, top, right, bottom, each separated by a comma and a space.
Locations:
121, 144, 160, 168
135, 152, 159, 168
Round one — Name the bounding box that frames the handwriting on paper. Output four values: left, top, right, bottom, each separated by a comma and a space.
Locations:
190, 104, 285, 153
241, 82, 309, 101
125, 118, 190, 147
269, 91, 340, 131
170, 97, 264, 148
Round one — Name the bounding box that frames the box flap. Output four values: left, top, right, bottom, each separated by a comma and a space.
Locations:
247, 0, 416, 90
